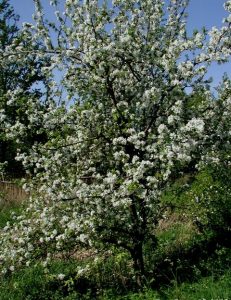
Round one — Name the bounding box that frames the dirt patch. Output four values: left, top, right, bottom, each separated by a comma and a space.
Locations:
0, 181, 29, 203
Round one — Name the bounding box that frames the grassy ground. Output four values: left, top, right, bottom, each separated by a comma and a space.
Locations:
0, 252, 230, 299
0, 200, 230, 299
0, 197, 23, 229
0, 177, 231, 299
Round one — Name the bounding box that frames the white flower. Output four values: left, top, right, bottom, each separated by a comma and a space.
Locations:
113, 137, 127, 145
9, 266, 15, 272
186, 118, 205, 133
167, 115, 175, 124
57, 273, 65, 280
157, 124, 167, 134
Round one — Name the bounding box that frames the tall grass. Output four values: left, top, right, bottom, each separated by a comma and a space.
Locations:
0, 181, 27, 228
0, 181, 28, 203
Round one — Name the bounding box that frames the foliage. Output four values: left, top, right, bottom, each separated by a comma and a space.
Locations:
0, 0, 230, 287
162, 162, 231, 242
0, 200, 23, 229
0, 231, 230, 299
0, 261, 80, 300
189, 166, 231, 241
0, 0, 49, 177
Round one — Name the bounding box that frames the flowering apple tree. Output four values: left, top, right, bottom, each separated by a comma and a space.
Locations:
0, 0, 230, 283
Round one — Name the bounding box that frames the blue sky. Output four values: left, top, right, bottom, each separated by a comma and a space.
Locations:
10, 0, 229, 31
9, 0, 231, 91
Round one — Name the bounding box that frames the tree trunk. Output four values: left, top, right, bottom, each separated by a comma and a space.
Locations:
131, 242, 146, 288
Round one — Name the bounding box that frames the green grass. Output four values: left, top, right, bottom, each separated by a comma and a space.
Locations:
0, 264, 49, 300
99, 289, 160, 299
0, 200, 23, 228
162, 270, 231, 300
0, 193, 231, 299
0, 246, 230, 300
0, 260, 83, 300
1, 268, 231, 300
101, 269, 231, 299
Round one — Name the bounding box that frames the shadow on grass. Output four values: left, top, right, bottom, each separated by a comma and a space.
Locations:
0, 232, 230, 300
151, 231, 231, 291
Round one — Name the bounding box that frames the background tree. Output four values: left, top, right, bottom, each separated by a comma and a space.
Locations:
0, 0, 49, 178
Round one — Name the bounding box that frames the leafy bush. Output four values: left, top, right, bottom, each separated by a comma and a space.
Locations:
186, 165, 231, 242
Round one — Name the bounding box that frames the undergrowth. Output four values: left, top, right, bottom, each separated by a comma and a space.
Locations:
0, 215, 230, 299
1, 166, 231, 299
